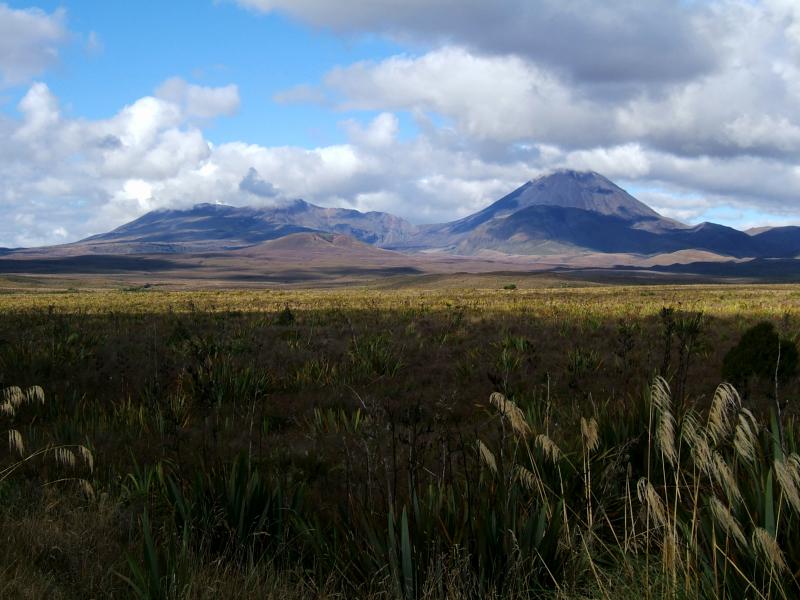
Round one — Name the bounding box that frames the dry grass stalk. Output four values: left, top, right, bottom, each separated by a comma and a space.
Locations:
25, 386, 45, 405
683, 413, 713, 475
477, 440, 497, 474
77, 445, 94, 472
651, 377, 677, 466
712, 452, 742, 504
637, 478, 667, 528
8, 429, 24, 455
55, 447, 77, 470
774, 459, 800, 514
581, 416, 599, 453
662, 530, 682, 572
79, 478, 95, 499
789, 455, 800, 490
752, 528, 787, 573
515, 465, 538, 491
709, 496, 746, 547
4, 386, 24, 408
733, 409, 758, 464
708, 383, 740, 445
0, 402, 15, 417
489, 392, 530, 437
536, 434, 562, 463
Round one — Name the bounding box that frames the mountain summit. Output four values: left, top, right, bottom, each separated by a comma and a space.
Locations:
413, 170, 682, 254
483, 170, 661, 221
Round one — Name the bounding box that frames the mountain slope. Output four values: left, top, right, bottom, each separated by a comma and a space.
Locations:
442, 205, 760, 257
234, 232, 413, 263
10, 169, 800, 265
238, 231, 367, 253
423, 170, 668, 237
80, 200, 417, 253
408, 170, 691, 254
750, 226, 800, 258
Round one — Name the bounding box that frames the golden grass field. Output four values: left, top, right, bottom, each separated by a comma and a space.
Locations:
1, 280, 799, 315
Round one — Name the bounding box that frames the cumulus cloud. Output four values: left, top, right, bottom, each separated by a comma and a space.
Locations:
239, 167, 280, 198
7, 74, 800, 247
234, 0, 715, 85
155, 77, 240, 119
341, 112, 399, 147
0, 79, 230, 245
562, 144, 651, 179
0, 81, 537, 246
309, 17, 800, 161
0, 4, 68, 85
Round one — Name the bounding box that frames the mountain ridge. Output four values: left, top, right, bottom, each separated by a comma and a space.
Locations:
8, 169, 800, 264
78, 198, 418, 253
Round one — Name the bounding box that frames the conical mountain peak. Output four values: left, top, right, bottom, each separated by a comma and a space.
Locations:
517, 169, 661, 220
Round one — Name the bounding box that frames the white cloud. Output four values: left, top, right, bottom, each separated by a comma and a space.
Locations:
7, 71, 800, 249
341, 112, 398, 147
0, 85, 538, 246
261, 0, 800, 167
155, 77, 240, 119
233, 0, 715, 85
309, 23, 800, 162
563, 144, 651, 179
239, 167, 280, 198
0, 4, 68, 85
635, 190, 713, 224
14, 82, 60, 142
325, 48, 604, 145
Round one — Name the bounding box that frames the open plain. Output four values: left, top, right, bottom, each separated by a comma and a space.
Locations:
2, 280, 800, 598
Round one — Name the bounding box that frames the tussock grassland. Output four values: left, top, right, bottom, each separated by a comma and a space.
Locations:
0, 283, 799, 314
0, 284, 799, 598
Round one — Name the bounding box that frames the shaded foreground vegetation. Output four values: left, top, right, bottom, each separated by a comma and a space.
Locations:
1, 285, 800, 598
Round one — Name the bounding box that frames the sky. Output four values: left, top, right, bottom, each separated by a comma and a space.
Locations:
2, 0, 800, 247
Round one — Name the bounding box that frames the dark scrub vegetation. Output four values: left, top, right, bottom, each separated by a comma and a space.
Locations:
0, 285, 799, 598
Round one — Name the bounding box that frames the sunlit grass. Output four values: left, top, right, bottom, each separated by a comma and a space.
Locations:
0, 284, 799, 317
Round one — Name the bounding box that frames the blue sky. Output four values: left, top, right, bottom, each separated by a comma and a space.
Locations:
4, 0, 412, 147
2, 0, 800, 247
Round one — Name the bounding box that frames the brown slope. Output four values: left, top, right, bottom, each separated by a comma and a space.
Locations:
232, 232, 420, 266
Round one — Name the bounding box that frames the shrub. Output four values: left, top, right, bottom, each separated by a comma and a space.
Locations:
275, 305, 295, 326
722, 322, 798, 390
